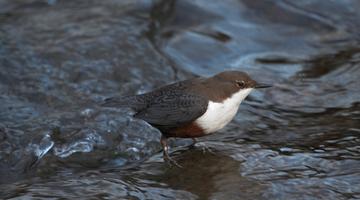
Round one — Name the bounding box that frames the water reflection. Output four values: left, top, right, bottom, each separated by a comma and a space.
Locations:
140, 149, 266, 200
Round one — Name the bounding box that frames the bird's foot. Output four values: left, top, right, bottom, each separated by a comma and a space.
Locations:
161, 136, 183, 168
195, 142, 215, 154
189, 138, 197, 149
163, 153, 183, 168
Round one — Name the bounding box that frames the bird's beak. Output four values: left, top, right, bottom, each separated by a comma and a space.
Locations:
255, 83, 272, 89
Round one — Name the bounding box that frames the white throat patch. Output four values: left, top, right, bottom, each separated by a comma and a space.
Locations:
195, 88, 253, 134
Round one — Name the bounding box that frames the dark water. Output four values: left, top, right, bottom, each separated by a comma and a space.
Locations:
1, 0, 360, 199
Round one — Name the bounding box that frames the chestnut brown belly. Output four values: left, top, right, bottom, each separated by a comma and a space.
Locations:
161, 122, 206, 138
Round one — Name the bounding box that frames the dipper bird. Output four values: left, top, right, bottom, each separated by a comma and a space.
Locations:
102, 71, 271, 165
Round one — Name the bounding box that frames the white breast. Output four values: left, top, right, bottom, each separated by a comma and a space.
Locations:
195, 88, 253, 134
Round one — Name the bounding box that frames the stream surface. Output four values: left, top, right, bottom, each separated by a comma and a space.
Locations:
1, 0, 360, 199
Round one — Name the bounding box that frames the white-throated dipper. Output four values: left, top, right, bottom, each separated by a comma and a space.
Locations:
103, 71, 271, 166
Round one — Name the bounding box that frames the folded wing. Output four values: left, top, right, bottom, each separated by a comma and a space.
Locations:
134, 92, 208, 128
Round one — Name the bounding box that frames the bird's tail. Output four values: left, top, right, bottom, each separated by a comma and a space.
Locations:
102, 96, 134, 107
101, 95, 146, 111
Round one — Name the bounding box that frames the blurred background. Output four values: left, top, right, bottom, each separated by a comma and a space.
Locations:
0, 0, 359, 199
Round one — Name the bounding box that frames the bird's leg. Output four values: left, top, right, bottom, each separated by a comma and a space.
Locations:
198, 142, 215, 154
190, 138, 214, 154
192, 138, 197, 145
189, 138, 197, 148
160, 135, 170, 160
160, 135, 182, 168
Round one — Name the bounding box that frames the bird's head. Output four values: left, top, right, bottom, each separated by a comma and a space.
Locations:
212, 70, 271, 102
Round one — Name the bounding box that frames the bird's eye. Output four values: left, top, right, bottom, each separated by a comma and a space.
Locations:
236, 80, 245, 88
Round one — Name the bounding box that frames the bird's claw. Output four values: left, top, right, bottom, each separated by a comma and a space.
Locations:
196, 142, 215, 154
163, 155, 183, 168
161, 136, 183, 168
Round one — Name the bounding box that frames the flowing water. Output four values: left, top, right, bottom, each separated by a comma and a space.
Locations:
1, 0, 360, 199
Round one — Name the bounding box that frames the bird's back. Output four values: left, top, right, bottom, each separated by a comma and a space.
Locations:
102, 78, 209, 136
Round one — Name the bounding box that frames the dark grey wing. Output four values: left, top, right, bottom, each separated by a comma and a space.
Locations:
134, 92, 208, 127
